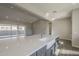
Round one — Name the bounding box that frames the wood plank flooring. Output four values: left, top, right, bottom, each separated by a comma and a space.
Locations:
56, 39, 79, 56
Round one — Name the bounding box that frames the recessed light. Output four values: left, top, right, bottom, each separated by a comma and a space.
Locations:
17, 18, 20, 20
5, 16, 9, 19
10, 6, 14, 9
52, 18, 56, 21
5, 46, 8, 49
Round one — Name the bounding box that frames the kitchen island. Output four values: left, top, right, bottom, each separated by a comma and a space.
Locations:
0, 34, 59, 56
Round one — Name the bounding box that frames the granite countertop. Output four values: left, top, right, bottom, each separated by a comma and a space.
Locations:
0, 34, 58, 56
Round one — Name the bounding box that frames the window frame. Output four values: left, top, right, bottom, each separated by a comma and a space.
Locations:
0, 24, 25, 39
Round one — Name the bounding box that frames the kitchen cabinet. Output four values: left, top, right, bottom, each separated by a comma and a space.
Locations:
46, 47, 52, 56
30, 36, 59, 56
30, 46, 46, 56
46, 42, 56, 56
52, 44, 56, 56
46, 37, 59, 56
36, 46, 46, 56
56, 38, 60, 48
30, 52, 36, 56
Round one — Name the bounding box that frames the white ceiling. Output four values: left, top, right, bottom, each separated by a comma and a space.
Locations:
15, 3, 79, 21
1, 3, 79, 23
0, 4, 40, 24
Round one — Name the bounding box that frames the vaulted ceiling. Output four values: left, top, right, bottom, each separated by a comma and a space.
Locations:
0, 3, 43, 24
15, 3, 79, 21
0, 3, 79, 23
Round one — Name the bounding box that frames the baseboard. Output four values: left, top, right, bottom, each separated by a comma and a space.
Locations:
59, 39, 72, 41
72, 44, 79, 48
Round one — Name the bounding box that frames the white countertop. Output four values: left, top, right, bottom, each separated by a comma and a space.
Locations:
0, 34, 58, 56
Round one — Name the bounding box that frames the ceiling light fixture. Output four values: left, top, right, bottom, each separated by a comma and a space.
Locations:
50, 11, 56, 21
45, 11, 56, 21
52, 18, 56, 21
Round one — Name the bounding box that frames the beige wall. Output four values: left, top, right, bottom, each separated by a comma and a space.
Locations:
25, 23, 32, 36
72, 8, 79, 48
32, 20, 50, 35
52, 18, 72, 40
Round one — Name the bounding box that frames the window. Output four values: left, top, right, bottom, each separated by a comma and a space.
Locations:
0, 24, 25, 39
12, 25, 17, 37
0, 24, 11, 39
18, 26, 25, 36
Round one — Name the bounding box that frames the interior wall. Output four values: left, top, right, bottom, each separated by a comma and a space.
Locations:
52, 18, 72, 40
25, 23, 32, 36
32, 20, 50, 35
72, 8, 79, 47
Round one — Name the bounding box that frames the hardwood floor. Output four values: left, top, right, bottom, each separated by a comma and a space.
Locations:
56, 39, 79, 56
